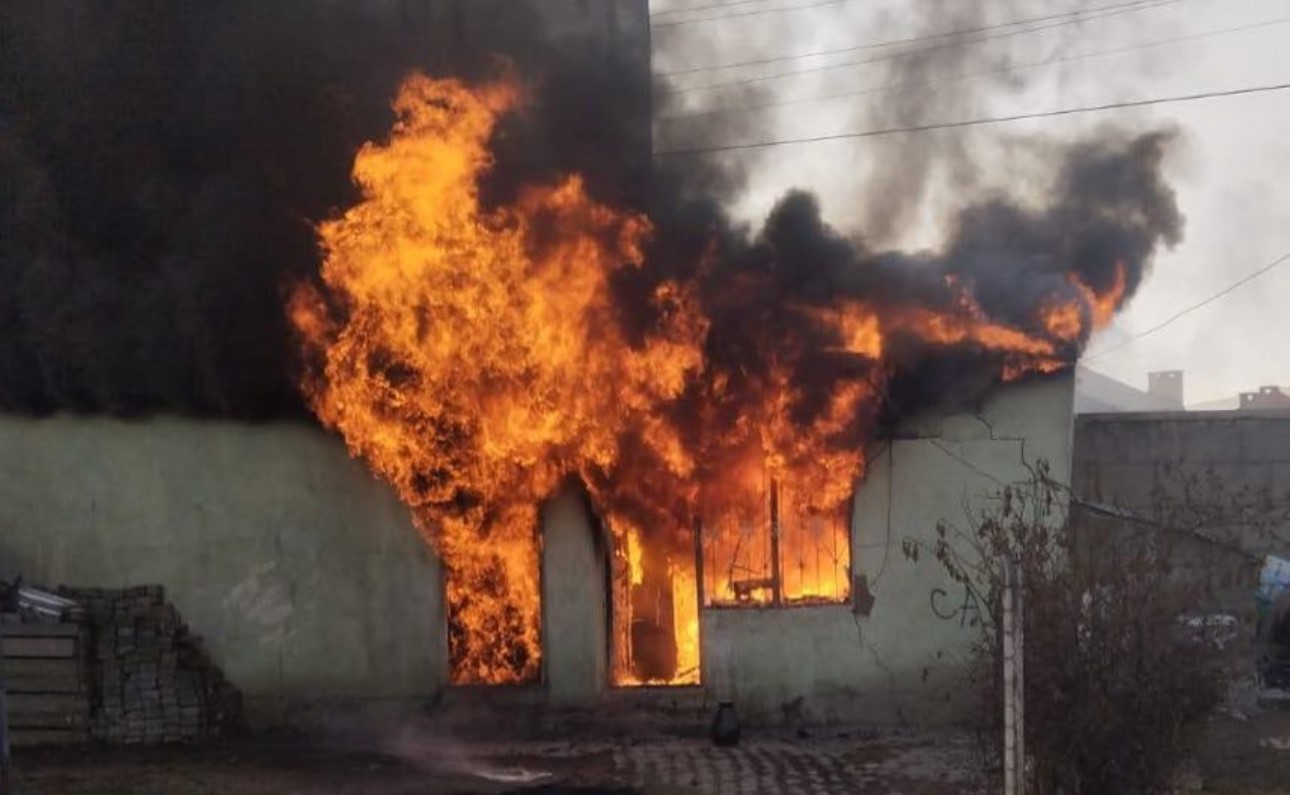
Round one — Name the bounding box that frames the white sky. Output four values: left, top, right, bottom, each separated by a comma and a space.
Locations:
648, 0, 1290, 406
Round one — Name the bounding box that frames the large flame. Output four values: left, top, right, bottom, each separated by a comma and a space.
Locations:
292, 74, 1129, 686
291, 74, 702, 683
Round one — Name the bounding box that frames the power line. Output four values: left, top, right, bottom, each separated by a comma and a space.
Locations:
652, 0, 857, 30
658, 14, 1290, 123
672, 0, 1184, 92
1082, 249, 1290, 362
652, 0, 813, 17
673, 0, 1182, 92
661, 0, 1171, 77
652, 80, 1290, 157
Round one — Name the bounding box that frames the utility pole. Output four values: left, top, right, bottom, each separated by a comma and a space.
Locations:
1016, 562, 1025, 795
1002, 557, 1025, 795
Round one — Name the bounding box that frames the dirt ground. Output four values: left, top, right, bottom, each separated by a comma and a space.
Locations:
8, 713, 1289, 795
1196, 710, 1290, 795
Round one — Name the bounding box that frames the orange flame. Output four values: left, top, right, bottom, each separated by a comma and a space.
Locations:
291, 74, 1134, 687
1076, 261, 1128, 330
1041, 261, 1129, 342
291, 74, 703, 683
1042, 302, 1083, 341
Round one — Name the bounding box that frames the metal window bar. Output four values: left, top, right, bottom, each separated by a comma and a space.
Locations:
701, 479, 852, 607
769, 479, 782, 605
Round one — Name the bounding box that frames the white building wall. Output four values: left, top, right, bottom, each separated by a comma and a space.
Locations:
0, 372, 1072, 727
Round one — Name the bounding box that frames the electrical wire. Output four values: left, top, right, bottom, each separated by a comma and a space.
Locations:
652, 0, 858, 30
652, 0, 824, 18
658, 14, 1290, 123
672, 0, 1184, 92
661, 0, 1175, 77
652, 81, 1290, 157
1082, 249, 1290, 362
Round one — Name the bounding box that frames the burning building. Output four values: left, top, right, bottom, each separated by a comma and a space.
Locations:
0, 0, 1181, 726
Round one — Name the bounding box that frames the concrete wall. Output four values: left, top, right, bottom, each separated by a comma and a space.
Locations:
0, 416, 447, 723
541, 487, 610, 706
698, 374, 1076, 725
0, 372, 1073, 728
1071, 410, 1290, 610
1073, 410, 1290, 517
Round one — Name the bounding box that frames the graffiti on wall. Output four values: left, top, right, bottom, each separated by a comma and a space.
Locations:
930, 583, 982, 628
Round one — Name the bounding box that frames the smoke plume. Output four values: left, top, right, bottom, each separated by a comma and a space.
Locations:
0, 0, 1182, 426
0, 1, 596, 416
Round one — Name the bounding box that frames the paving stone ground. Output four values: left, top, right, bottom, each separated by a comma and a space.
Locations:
18, 711, 1290, 794
607, 732, 984, 795
12, 728, 987, 794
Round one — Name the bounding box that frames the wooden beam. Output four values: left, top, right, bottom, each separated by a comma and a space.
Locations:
7, 710, 88, 731
4, 676, 83, 695
1, 638, 77, 659
0, 624, 82, 639
7, 694, 89, 715
2, 660, 78, 680
9, 728, 87, 748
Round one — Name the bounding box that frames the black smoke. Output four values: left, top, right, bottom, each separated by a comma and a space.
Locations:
0, 0, 1182, 422
599, 127, 1181, 510
0, 0, 647, 417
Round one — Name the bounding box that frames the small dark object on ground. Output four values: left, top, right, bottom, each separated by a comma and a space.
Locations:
711, 701, 740, 747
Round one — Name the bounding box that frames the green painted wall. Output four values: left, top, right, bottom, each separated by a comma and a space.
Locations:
0, 373, 1073, 727
0, 417, 447, 724
701, 374, 1075, 724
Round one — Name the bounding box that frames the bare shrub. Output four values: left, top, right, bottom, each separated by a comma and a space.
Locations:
904, 461, 1269, 794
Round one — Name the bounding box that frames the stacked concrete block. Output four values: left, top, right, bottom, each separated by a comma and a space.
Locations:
62, 585, 241, 744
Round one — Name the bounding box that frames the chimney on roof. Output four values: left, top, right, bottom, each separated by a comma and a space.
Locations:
1241, 386, 1290, 410
1147, 370, 1184, 408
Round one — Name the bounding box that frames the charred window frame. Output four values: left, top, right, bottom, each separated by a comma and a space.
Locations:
699, 480, 853, 608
